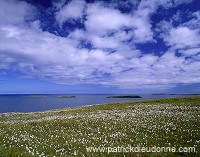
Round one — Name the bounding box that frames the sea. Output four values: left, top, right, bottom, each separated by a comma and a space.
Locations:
0, 94, 197, 113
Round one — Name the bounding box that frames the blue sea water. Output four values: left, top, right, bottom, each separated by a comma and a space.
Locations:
0, 94, 196, 113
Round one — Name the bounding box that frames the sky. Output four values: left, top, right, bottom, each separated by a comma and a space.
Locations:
0, 0, 200, 94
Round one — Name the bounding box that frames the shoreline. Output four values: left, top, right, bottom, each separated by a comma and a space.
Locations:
0, 95, 199, 115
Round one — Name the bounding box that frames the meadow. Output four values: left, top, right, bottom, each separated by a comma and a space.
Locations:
0, 96, 199, 157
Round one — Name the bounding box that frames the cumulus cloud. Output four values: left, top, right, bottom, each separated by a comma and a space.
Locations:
0, 0, 200, 90
0, 0, 35, 25
85, 3, 132, 34
56, 0, 85, 25
179, 48, 200, 56
166, 26, 200, 49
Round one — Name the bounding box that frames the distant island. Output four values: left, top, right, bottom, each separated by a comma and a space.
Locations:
152, 93, 200, 95
26, 95, 47, 98
107, 95, 142, 98
56, 95, 75, 98
169, 94, 200, 95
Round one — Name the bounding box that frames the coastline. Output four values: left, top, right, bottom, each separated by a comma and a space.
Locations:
0, 95, 198, 114
0, 94, 199, 114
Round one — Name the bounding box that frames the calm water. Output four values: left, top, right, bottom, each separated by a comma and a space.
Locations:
0, 94, 195, 113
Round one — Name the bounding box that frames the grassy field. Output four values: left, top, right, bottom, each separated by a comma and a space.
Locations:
0, 96, 199, 157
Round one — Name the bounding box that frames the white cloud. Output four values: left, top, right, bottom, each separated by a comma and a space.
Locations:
56, 0, 85, 26
179, 48, 200, 56
0, 0, 200, 90
83, 2, 155, 48
157, 4, 200, 50
165, 26, 200, 49
85, 3, 132, 34
0, 0, 35, 26
131, 16, 154, 43
89, 35, 119, 49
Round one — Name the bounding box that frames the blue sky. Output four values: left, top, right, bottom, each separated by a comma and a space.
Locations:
0, 0, 200, 94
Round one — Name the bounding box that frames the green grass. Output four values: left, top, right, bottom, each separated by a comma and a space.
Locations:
0, 96, 199, 157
